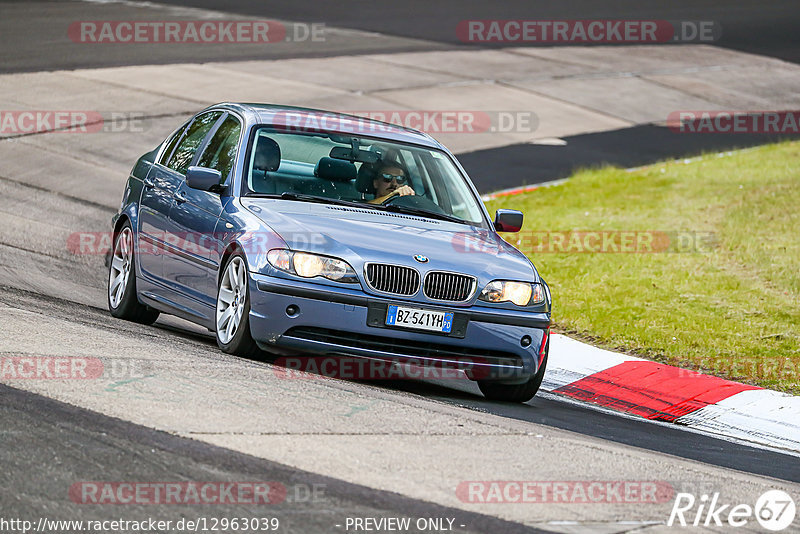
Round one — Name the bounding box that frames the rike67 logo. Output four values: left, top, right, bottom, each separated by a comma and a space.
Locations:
668, 490, 796, 531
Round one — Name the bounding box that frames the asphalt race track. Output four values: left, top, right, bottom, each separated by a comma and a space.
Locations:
167, 0, 800, 64
5, 0, 799, 70
1, 1, 799, 533
460, 125, 800, 193
0, 382, 549, 534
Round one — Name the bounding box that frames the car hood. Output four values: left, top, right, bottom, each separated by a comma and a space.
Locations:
242, 199, 538, 283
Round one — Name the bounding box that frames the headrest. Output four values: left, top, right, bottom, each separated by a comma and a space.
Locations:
356, 162, 377, 194
315, 157, 356, 182
253, 136, 281, 172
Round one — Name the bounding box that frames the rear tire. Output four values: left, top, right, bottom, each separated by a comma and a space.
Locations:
478, 340, 548, 403
107, 222, 160, 325
215, 253, 262, 358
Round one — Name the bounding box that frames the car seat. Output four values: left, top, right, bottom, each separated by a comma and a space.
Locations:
315, 157, 358, 199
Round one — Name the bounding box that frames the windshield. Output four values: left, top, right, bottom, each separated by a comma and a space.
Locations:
243, 128, 487, 226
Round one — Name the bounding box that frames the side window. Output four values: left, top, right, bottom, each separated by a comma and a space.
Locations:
166, 111, 223, 175
158, 123, 188, 166
197, 115, 242, 182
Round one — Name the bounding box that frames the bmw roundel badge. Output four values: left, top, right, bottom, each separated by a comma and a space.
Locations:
413, 254, 429, 263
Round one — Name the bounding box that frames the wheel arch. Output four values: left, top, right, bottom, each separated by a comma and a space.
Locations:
218, 241, 245, 287
106, 212, 134, 269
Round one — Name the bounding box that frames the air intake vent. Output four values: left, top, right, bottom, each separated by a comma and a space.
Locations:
365, 264, 420, 296
423, 271, 476, 302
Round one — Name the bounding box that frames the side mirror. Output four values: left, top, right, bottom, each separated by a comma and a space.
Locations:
494, 209, 523, 233
186, 166, 223, 193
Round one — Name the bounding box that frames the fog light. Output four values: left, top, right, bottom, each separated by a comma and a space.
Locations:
286, 305, 299, 317
521, 335, 532, 347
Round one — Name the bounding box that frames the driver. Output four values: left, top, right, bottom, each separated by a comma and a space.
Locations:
368, 161, 415, 204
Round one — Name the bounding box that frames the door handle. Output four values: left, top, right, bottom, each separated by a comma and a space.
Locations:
173, 190, 188, 203
143, 177, 155, 188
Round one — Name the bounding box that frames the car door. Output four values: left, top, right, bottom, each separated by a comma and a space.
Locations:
137, 121, 188, 285
140, 110, 224, 304
164, 112, 242, 315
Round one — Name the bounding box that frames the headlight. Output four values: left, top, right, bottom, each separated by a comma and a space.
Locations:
267, 249, 358, 283
292, 252, 326, 278
478, 281, 545, 306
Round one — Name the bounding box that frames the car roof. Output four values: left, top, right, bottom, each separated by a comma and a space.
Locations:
204, 102, 444, 149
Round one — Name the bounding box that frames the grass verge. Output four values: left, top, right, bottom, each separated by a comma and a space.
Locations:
486, 141, 800, 393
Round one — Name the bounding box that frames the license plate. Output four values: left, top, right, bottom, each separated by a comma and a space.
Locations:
386, 305, 453, 333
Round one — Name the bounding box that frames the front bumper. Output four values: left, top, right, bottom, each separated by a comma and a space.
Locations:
249, 273, 550, 381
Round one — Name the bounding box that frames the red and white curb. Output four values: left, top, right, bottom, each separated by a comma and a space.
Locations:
481, 178, 567, 202
544, 334, 800, 453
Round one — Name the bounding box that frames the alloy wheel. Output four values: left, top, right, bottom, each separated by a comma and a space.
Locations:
216, 256, 248, 344
108, 228, 133, 309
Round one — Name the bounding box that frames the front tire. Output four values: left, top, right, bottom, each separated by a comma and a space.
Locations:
478, 340, 548, 403
215, 254, 261, 358
107, 222, 159, 325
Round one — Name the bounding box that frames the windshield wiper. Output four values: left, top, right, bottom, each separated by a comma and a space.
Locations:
248, 192, 361, 208
281, 192, 362, 206
379, 204, 470, 225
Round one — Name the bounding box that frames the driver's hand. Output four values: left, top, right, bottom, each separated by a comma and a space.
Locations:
393, 185, 415, 197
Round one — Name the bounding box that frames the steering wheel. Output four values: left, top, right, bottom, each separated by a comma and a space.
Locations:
382, 193, 446, 214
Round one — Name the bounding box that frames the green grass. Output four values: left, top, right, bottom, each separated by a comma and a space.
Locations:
486, 142, 800, 393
